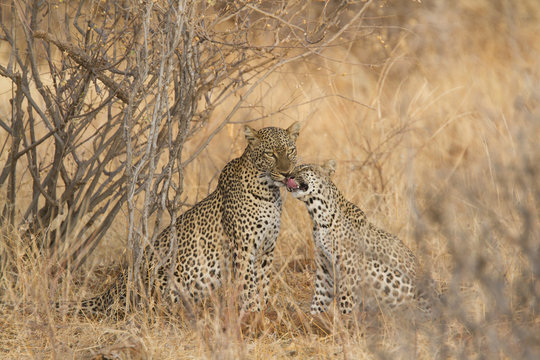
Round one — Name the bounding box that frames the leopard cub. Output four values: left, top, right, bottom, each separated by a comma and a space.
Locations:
285, 160, 436, 314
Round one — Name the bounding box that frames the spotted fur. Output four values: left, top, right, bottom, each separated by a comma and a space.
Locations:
77, 123, 301, 315
286, 160, 435, 314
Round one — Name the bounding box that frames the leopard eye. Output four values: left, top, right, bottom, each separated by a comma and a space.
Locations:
264, 151, 275, 159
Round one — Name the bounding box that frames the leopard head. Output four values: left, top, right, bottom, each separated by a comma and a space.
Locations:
244, 122, 301, 183
285, 160, 336, 200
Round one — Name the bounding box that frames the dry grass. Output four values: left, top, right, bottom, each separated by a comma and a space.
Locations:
1, 1, 540, 359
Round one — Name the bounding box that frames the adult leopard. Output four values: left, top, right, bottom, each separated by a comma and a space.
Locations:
76, 122, 301, 315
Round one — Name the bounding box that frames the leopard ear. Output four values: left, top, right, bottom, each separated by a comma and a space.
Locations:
322, 159, 336, 177
244, 125, 259, 143
286, 121, 301, 141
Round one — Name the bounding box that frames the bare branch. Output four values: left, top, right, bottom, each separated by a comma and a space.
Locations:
33, 31, 131, 104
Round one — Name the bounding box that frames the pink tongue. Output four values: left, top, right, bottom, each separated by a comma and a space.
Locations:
286, 177, 298, 189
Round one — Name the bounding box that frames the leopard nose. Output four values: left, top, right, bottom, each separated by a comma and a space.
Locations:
278, 165, 293, 177
280, 171, 292, 178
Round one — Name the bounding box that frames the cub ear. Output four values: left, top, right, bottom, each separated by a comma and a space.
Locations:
287, 121, 301, 141
322, 159, 336, 177
244, 125, 259, 143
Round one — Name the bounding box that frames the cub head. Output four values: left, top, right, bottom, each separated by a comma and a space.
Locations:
285, 160, 336, 200
244, 122, 301, 183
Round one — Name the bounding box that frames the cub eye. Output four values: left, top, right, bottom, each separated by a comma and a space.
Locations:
264, 151, 275, 158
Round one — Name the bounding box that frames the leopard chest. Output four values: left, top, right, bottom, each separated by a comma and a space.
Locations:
310, 205, 359, 267
222, 172, 283, 252
248, 189, 282, 252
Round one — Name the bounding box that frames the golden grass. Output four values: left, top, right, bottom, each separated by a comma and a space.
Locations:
2, 1, 540, 359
